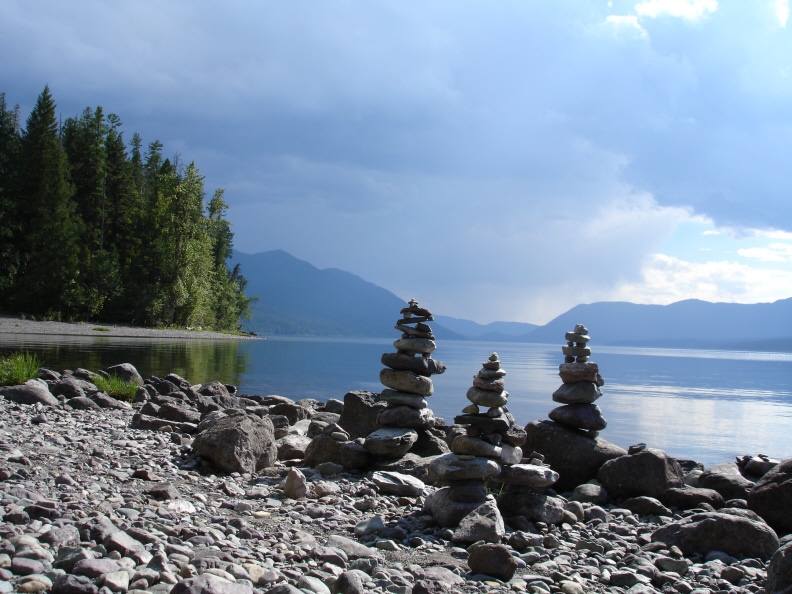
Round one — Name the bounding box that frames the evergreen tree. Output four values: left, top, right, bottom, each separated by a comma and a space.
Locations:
0, 94, 21, 300
12, 86, 82, 317
207, 190, 255, 329
149, 162, 214, 327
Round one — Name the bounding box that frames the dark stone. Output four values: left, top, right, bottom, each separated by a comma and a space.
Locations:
0, 380, 58, 406
597, 448, 684, 500
548, 403, 607, 431
523, 420, 626, 492
66, 396, 101, 410
698, 462, 756, 501
748, 457, 792, 535
105, 363, 144, 386
651, 511, 779, 560
198, 380, 232, 398
269, 402, 311, 425
192, 411, 277, 473
337, 391, 386, 439
622, 496, 673, 517
467, 542, 519, 581
767, 541, 792, 594
158, 402, 201, 424
381, 352, 447, 376
304, 434, 372, 471
662, 486, 725, 510
52, 574, 99, 594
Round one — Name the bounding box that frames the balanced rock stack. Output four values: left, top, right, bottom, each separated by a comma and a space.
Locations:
548, 324, 607, 437
424, 353, 558, 530
363, 300, 446, 460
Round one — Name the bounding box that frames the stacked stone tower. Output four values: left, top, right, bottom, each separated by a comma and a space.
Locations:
425, 353, 557, 529
548, 324, 607, 437
364, 300, 446, 460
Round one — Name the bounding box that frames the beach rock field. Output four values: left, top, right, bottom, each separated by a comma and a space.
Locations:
0, 365, 786, 594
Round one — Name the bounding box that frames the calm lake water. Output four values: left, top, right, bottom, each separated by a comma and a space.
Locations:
1, 333, 790, 467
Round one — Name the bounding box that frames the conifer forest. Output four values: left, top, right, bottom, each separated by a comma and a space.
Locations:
0, 86, 253, 330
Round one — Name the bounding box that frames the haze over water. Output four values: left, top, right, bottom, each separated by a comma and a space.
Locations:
1, 334, 789, 468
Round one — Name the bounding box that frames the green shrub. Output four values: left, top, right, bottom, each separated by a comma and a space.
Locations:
0, 352, 42, 386
93, 374, 138, 402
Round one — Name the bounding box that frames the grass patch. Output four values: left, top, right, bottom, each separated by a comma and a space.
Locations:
93, 374, 139, 402
0, 352, 42, 386
93, 326, 111, 332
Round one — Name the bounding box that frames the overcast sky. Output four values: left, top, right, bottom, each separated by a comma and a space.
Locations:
2, 0, 791, 324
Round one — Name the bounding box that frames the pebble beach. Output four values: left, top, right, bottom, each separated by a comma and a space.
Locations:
0, 316, 787, 593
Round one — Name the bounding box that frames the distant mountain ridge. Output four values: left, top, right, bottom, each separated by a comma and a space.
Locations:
520, 299, 792, 351
234, 249, 792, 351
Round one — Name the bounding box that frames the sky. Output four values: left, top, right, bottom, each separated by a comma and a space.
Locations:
1, 0, 791, 324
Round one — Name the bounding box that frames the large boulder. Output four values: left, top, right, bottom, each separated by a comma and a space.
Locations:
276, 434, 313, 461
191, 410, 277, 474
748, 458, 792, 535
337, 391, 386, 439
467, 542, 519, 582
364, 428, 418, 458
523, 420, 626, 492
766, 541, 792, 594
497, 490, 566, 524
423, 488, 491, 527
303, 434, 372, 471
370, 471, 426, 497
661, 486, 725, 510
0, 379, 58, 406
597, 448, 684, 500
104, 363, 144, 386
451, 498, 505, 545
651, 511, 779, 560
698, 462, 756, 501
269, 402, 311, 425
50, 376, 94, 399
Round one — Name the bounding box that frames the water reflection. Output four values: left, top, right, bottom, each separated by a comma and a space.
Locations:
0, 334, 249, 387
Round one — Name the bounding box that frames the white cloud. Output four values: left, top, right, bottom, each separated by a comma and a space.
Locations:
604, 15, 649, 38
635, 0, 718, 20
776, 0, 790, 27
738, 243, 792, 262
615, 253, 792, 305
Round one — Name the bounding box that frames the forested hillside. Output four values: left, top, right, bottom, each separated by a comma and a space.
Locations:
0, 87, 252, 330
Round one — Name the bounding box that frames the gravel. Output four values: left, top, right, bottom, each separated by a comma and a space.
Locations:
0, 316, 257, 341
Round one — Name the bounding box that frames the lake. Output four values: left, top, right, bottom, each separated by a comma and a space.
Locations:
1, 333, 790, 467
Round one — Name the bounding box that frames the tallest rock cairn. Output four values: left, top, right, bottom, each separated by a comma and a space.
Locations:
365, 300, 446, 460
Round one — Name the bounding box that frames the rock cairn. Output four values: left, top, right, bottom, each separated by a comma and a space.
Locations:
548, 323, 607, 437
426, 353, 557, 531
364, 300, 446, 460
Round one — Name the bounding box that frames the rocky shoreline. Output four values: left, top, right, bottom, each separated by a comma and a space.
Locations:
0, 358, 788, 594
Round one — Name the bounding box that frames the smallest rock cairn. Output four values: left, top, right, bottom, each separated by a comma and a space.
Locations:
364, 299, 445, 460
548, 324, 607, 437
426, 354, 558, 529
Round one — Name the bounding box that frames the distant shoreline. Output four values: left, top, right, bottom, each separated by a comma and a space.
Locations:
0, 315, 258, 341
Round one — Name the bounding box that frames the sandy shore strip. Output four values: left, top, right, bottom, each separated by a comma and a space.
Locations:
0, 315, 258, 340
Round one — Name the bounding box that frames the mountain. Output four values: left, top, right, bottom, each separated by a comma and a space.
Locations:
233, 249, 792, 351
518, 298, 792, 350
233, 250, 464, 338
434, 315, 538, 342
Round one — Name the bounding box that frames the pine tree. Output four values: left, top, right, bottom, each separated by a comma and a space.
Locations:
0, 93, 22, 301
13, 86, 82, 317
207, 190, 255, 329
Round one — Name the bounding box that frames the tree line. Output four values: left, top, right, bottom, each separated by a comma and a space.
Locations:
0, 86, 254, 330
